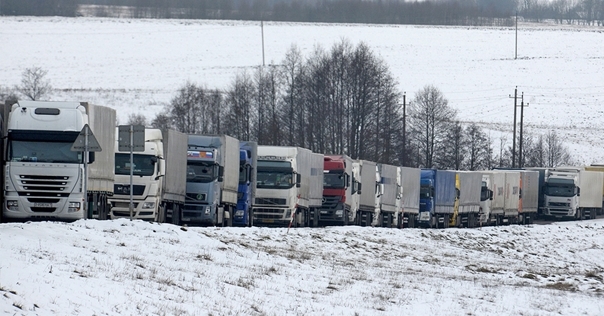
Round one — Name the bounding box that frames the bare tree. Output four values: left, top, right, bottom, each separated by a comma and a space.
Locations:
545, 130, 575, 167
127, 113, 148, 126
463, 123, 492, 171
17, 67, 52, 100
408, 85, 457, 168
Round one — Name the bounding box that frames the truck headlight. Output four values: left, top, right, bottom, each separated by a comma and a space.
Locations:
142, 202, 155, 209
68, 202, 81, 213
7, 200, 18, 211
235, 210, 244, 217
204, 207, 211, 215
335, 210, 344, 217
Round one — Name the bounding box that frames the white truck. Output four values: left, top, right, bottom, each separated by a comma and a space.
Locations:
2, 101, 115, 221
377, 163, 401, 228
184, 135, 239, 226
543, 167, 603, 220
479, 170, 518, 226
399, 167, 420, 228
252, 146, 323, 227
451, 171, 482, 228
109, 128, 187, 224
356, 160, 383, 227
316, 155, 360, 226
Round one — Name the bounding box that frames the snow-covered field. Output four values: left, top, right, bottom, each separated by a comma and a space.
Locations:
2, 18, 604, 314
1, 219, 604, 315
1, 17, 604, 163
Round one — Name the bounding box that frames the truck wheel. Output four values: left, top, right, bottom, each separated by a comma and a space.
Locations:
156, 205, 165, 223
344, 210, 350, 226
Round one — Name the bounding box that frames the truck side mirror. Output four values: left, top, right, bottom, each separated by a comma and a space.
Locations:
296, 173, 301, 188
577, 187, 581, 196
346, 174, 351, 187
218, 166, 224, 182
88, 152, 95, 164
489, 189, 493, 200
357, 182, 362, 194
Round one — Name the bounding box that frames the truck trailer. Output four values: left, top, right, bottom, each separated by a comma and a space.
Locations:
399, 167, 420, 228
184, 135, 239, 226
109, 128, 187, 224
356, 160, 383, 227
450, 171, 482, 228
2, 101, 115, 221
378, 163, 401, 228
252, 146, 323, 227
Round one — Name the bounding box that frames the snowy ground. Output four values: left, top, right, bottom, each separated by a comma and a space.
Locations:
1, 17, 604, 163
1, 219, 604, 315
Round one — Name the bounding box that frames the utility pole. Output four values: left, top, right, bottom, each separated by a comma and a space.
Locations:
402, 93, 406, 166
509, 87, 518, 168
515, 10, 518, 60
519, 94, 528, 168
261, 20, 265, 67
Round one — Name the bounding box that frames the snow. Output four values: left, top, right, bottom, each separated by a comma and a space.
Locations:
1, 17, 604, 163
2, 16, 604, 315
1, 219, 604, 315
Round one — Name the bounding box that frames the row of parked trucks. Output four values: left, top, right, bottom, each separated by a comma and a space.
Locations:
0, 100, 602, 226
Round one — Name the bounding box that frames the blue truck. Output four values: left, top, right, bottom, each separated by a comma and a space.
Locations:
234, 141, 257, 227
419, 169, 456, 228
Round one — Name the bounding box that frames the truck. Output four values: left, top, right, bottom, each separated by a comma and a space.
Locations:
252, 146, 323, 227
183, 135, 239, 226
2, 100, 115, 221
109, 128, 187, 224
542, 167, 603, 220
399, 167, 420, 228
517, 170, 539, 225
234, 141, 257, 227
450, 171, 481, 228
316, 155, 360, 226
356, 160, 383, 227
419, 169, 456, 228
377, 163, 401, 228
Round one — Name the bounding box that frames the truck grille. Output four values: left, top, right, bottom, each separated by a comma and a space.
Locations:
548, 202, 570, 207
114, 184, 146, 196
186, 193, 207, 201
253, 208, 286, 219
255, 198, 286, 205
19, 175, 70, 192
321, 196, 341, 208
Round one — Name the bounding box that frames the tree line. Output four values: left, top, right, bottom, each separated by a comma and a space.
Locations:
137, 40, 576, 170
3, 0, 604, 27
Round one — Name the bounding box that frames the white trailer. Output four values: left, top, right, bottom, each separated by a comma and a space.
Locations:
518, 170, 539, 225
357, 160, 382, 227
378, 163, 400, 228
399, 167, 420, 228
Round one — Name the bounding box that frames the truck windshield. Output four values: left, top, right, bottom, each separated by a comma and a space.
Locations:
187, 162, 217, 183
544, 184, 576, 197
420, 185, 432, 198
115, 153, 156, 176
9, 140, 82, 163
256, 170, 294, 189
324, 172, 346, 189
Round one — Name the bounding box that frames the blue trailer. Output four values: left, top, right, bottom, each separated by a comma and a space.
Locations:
234, 141, 257, 226
419, 169, 456, 228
